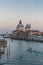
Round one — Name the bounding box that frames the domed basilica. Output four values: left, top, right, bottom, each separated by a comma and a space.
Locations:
16, 20, 24, 31
16, 20, 31, 32
12, 20, 31, 36
11, 20, 40, 39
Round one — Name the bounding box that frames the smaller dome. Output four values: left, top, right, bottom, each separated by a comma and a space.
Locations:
25, 24, 31, 29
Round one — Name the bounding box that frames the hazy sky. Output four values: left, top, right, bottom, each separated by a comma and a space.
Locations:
0, 0, 43, 33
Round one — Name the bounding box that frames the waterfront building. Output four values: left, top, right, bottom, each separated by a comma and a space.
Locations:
31, 30, 40, 35
12, 20, 31, 34
5, 32, 11, 38
40, 32, 43, 36
11, 20, 41, 40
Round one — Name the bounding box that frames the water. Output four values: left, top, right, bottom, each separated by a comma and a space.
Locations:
0, 37, 43, 65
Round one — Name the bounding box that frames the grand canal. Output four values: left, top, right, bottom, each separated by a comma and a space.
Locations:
0, 36, 43, 65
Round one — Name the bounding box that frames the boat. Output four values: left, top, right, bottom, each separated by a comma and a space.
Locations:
27, 47, 32, 52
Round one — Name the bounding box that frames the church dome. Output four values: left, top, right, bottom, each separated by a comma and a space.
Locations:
25, 24, 31, 30
16, 20, 24, 31
17, 20, 24, 28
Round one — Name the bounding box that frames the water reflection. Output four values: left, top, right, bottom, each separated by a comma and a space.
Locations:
0, 38, 43, 65
0, 47, 5, 60
0, 54, 1, 59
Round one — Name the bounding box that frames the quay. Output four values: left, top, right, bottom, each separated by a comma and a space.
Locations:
11, 36, 43, 43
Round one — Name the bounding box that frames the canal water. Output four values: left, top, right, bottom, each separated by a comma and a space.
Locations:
0, 37, 43, 65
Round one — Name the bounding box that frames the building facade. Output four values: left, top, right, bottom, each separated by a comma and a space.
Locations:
12, 20, 40, 40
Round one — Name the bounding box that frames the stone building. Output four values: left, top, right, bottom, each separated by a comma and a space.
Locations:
12, 20, 40, 40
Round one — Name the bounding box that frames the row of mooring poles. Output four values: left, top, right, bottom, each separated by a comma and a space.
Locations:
7, 43, 10, 60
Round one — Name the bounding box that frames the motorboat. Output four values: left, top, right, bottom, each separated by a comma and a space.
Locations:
27, 47, 32, 52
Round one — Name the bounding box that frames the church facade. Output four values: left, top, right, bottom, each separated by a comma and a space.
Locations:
12, 20, 40, 40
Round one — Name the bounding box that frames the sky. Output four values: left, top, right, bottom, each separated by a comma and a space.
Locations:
0, 0, 43, 33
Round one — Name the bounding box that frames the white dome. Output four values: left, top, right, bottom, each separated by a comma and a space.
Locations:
17, 24, 24, 28
16, 20, 24, 31
25, 24, 31, 31
17, 20, 24, 28
25, 24, 31, 29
